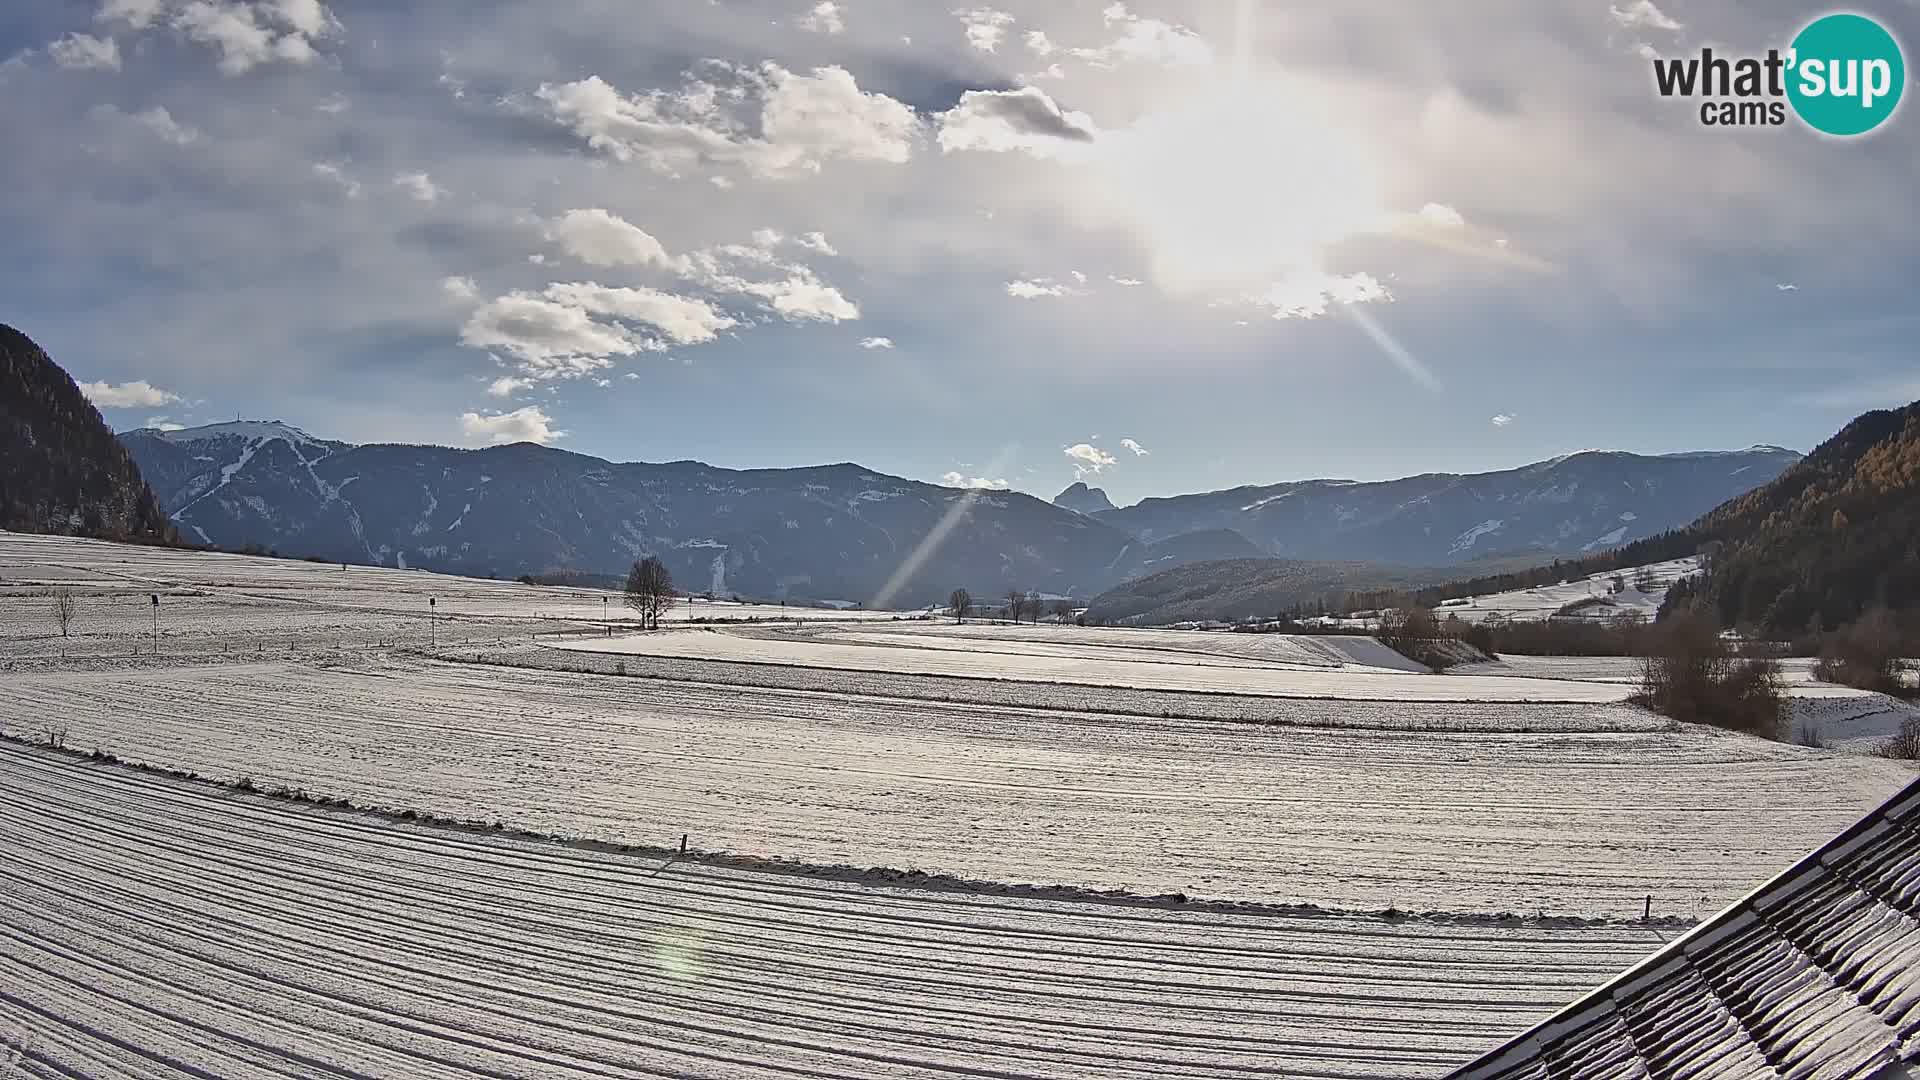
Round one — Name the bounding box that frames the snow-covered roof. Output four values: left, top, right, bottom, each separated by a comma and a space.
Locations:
1449, 775, 1920, 1080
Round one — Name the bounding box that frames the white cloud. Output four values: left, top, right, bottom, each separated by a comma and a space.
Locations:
1013, 274, 1090, 295
1120, 437, 1149, 456
460, 405, 565, 445
859, 336, 895, 349
442, 275, 478, 300
549, 208, 671, 267
312, 160, 360, 197
797, 1, 844, 34
954, 7, 1015, 52
1070, 270, 1087, 285
1776, 282, 1798, 291
796, 231, 837, 256
98, 0, 340, 76
50, 33, 121, 71
1024, 30, 1055, 56
537, 64, 918, 180
1006, 279, 1070, 299
486, 375, 532, 398
1417, 202, 1467, 228
80, 379, 181, 408
937, 87, 1096, 157
95, 104, 200, 144
134, 106, 198, 144
1254, 271, 1392, 320
1110, 275, 1144, 287
1064, 442, 1117, 476
1068, 3, 1212, 68
1491, 413, 1515, 427
393, 171, 441, 203
942, 471, 1009, 489
460, 293, 637, 378
675, 242, 861, 322
1609, 1, 1682, 32
96, 0, 165, 30
540, 282, 738, 345
144, 415, 186, 431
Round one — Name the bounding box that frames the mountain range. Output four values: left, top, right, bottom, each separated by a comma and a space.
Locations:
115, 418, 1797, 607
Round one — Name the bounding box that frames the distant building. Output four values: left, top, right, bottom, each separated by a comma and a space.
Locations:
1449, 776, 1920, 1080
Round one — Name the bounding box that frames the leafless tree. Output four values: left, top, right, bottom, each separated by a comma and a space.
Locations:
1025, 590, 1042, 624
949, 588, 972, 624
625, 557, 675, 630
51, 588, 76, 638
1051, 599, 1075, 624
1005, 589, 1026, 624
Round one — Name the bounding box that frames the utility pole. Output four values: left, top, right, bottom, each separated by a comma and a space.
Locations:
149, 593, 159, 655
429, 596, 436, 649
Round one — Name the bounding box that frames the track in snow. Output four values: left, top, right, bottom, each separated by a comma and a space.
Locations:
2, 656, 1907, 919
0, 741, 1667, 1079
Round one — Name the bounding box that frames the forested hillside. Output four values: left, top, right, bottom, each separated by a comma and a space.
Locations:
1690, 404, 1920, 634
0, 324, 175, 543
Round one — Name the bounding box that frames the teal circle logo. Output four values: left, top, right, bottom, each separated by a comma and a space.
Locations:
1787, 13, 1905, 136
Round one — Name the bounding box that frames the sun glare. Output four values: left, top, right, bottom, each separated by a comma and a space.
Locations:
1100, 80, 1388, 294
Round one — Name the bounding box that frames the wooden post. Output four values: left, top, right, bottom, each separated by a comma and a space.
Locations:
679, 833, 688, 856
1644, 895, 1652, 920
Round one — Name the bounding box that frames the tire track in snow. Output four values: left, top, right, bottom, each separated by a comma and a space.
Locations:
0, 743, 1661, 1079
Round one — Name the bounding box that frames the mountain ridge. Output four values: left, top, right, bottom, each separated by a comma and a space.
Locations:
117, 420, 1800, 606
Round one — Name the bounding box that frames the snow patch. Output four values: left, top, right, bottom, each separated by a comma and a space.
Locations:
1449, 519, 1505, 555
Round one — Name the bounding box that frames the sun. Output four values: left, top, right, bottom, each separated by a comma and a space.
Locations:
1097, 78, 1389, 295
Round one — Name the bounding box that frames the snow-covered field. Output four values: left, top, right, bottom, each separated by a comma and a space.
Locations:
3, 532, 1916, 1076
0, 741, 1667, 1079
3, 654, 1907, 919
1430, 557, 1701, 624
0, 530, 921, 660
555, 624, 1633, 703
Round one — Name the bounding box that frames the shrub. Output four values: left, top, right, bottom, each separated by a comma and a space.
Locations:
1631, 609, 1787, 738
1878, 716, 1920, 760
1813, 608, 1909, 695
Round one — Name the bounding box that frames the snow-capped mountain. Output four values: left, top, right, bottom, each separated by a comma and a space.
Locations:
1091, 447, 1802, 566
118, 422, 1800, 603
119, 423, 1134, 605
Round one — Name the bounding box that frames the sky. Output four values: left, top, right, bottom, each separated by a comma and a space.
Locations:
3, 0, 1918, 506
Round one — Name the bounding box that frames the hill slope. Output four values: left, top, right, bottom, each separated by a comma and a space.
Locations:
0, 324, 174, 543
1095, 447, 1799, 565
1691, 403, 1920, 633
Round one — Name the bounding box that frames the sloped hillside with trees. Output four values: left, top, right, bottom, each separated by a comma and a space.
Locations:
0, 324, 176, 543
1691, 403, 1920, 634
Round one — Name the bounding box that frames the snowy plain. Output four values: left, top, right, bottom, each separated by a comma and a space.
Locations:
554, 624, 1635, 703
0, 741, 1668, 1079
2, 532, 1916, 1078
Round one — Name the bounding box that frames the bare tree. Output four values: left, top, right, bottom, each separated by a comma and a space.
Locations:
625, 557, 675, 630
1025, 590, 1042, 624
1006, 589, 1029, 624
1050, 599, 1075, 624
51, 588, 76, 638
949, 588, 972, 624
